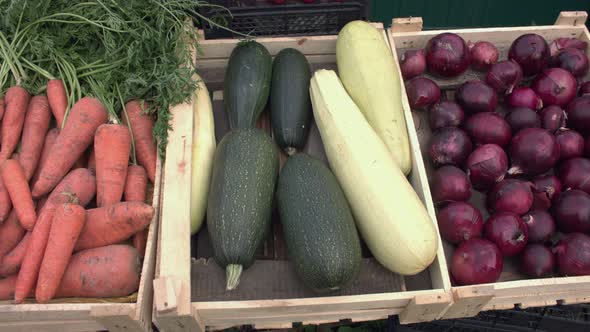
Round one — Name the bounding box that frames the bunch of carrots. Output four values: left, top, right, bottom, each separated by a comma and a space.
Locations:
0, 79, 158, 303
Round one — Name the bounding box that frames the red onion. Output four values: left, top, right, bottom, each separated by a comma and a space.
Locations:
580, 81, 590, 96
469, 41, 499, 71
487, 179, 533, 215
531, 174, 562, 210
465, 144, 508, 191
586, 136, 590, 158
522, 210, 556, 243
549, 38, 588, 57
551, 189, 590, 233
540, 105, 566, 132
554, 233, 590, 276
531, 68, 577, 107
451, 238, 503, 285
437, 202, 483, 244
555, 129, 585, 160
429, 127, 473, 167
554, 48, 589, 77
400, 49, 426, 80
429, 101, 465, 130
431, 165, 472, 204
521, 244, 555, 278
557, 157, 590, 194
507, 87, 543, 110
464, 112, 511, 147
456, 80, 498, 114
565, 96, 590, 134
484, 212, 528, 256
425, 33, 470, 77
505, 107, 541, 132
508, 33, 550, 76
508, 128, 560, 175
405, 77, 441, 110
486, 60, 523, 95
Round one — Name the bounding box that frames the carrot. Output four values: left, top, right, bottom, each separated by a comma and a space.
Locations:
0, 97, 5, 121
36, 202, 85, 302
31, 97, 107, 198
95, 124, 131, 207
19, 96, 51, 181
14, 168, 96, 303
0, 176, 12, 223
0, 87, 30, 161
55, 245, 140, 298
0, 275, 17, 300
0, 232, 30, 277
1, 159, 36, 230
36, 196, 48, 215
31, 128, 59, 185
125, 165, 149, 256
46, 79, 67, 129
87, 148, 96, 173
123, 100, 156, 183
0, 211, 25, 258
75, 201, 153, 251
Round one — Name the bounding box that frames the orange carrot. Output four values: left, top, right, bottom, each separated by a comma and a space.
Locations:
19, 96, 51, 180
0, 87, 30, 161
32, 97, 107, 198
36, 202, 85, 302
0, 176, 12, 223
125, 165, 149, 256
0, 274, 17, 300
36, 196, 48, 215
31, 128, 59, 185
75, 201, 153, 251
0, 97, 5, 121
95, 124, 131, 207
1, 160, 36, 230
123, 100, 156, 183
0, 232, 30, 277
87, 148, 96, 173
14, 168, 96, 303
46, 79, 67, 129
0, 211, 25, 258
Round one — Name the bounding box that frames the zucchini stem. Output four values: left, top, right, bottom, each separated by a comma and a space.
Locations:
225, 264, 243, 291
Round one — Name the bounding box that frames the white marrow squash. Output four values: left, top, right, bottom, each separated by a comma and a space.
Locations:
310, 69, 437, 275
336, 21, 411, 175
190, 75, 216, 234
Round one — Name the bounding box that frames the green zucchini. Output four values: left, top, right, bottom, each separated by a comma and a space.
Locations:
224, 41, 272, 129
207, 128, 279, 290
277, 153, 362, 292
270, 48, 312, 155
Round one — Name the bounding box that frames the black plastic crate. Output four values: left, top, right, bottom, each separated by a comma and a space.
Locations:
196, 0, 369, 39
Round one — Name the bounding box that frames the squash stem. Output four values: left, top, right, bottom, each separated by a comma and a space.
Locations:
225, 264, 243, 291
286, 147, 297, 156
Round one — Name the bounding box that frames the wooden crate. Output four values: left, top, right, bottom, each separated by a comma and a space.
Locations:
0, 149, 165, 331
153, 23, 453, 332
387, 11, 590, 319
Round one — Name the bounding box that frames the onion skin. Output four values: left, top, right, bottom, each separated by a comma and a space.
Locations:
508, 33, 550, 76
521, 244, 555, 278
551, 189, 590, 233
522, 210, 556, 243
580, 81, 590, 96
586, 136, 590, 158
531, 68, 577, 107
429, 127, 473, 167
549, 38, 588, 57
557, 157, 590, 194
429, 101, 465, 130
405, 77, 441, 110
470, 41, 499, 71
487, 179, 533, 215
437, 202, 483, 244
531, 174, 562, 210
464, 112, 511, 147
555, 129, 585, 161
565, 96, 590, 134
451, 238, 503, 285
555, 48, 589, 77
484, 212, 528, 257
431, 165, 472, 204
507, 87, 543, 110
426, 33, 470, 77
554, 233, 590, 276
508, 128, 560, 175
505, 107, 541, 132
456, 80, 498, 114
540, 105, 566, 132
465, 144, 508, 191
486, 60, 523, 95
400, 49, 426, 80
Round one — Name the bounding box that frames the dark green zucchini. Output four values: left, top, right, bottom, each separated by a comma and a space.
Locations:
207, 128, 279, 290
270, 48, 312, 155
224, 41, 272, 129
277, 153, 362, 292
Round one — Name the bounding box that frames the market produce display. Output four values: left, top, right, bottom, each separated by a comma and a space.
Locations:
401, 31, 590, 285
